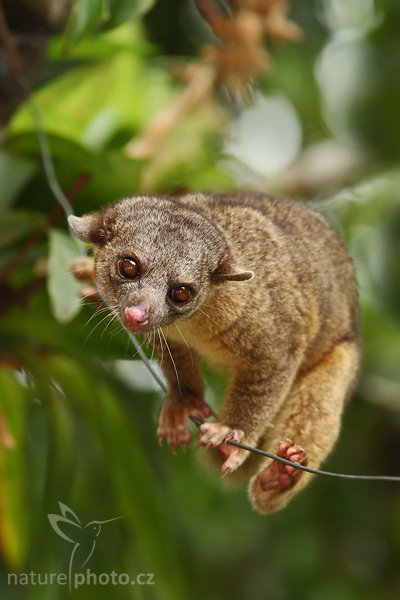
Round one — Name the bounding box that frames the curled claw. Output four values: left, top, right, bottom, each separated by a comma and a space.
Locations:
221, 466, 232, 478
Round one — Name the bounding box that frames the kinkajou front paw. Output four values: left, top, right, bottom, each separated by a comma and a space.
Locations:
198, 422, 247, 475
69, 256, 96, 280
69, 256, 101, 304
157, 398, 213, 449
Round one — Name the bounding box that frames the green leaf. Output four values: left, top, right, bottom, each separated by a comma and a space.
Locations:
47, 229, 83, 323
0, 210, 45, 250
65, 0, 109, 48
0, 151, 37, 210
49, 356, 187, 600
103, 0, 156, 29
6, 133, 142, 215
65, 0, 155, 48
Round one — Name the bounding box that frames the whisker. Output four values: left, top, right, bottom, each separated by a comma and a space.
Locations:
80, 303, 119, 332
101, 311, 119, 338
107, 321, 125, 349
82, 311, 118, 347
160, 328, 181, 394
143, 332, 155, 360
198, 307, 220, 328
174, 323, 193, 366
157, 328, 164, 367
77, 290, 102, 302
79, 289, 97, 297
123, 326, 131, 360
149, 330, 156, 363
202, 303, 227, 316
129, 334, 150, 361
79, 307, 109, 331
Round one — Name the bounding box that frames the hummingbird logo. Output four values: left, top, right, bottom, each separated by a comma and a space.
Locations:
48, 502, 124, 591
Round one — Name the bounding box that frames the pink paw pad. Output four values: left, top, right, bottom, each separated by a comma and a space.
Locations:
258, 440, 308, 492
198, 423, 243, 449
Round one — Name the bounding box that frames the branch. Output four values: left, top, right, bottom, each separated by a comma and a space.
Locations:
125, 63, 217, 159
0, 0, 70, 128
0, 171, 91, 284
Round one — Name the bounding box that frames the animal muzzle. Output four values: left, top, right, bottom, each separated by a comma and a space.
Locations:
122, 305, 149, 332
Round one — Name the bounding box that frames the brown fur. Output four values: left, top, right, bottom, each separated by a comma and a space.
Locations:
69, 192, 360, 514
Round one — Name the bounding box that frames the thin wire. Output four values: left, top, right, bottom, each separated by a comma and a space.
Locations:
25, 93, 166, 388
188, 416, 400, 482
27, 93, 400, 484
26, 98, 75, 220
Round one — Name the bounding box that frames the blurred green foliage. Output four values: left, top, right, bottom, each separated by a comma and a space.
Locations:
1, 1, 400, 599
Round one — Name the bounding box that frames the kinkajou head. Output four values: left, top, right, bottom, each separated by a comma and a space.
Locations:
69, 195, 253, 332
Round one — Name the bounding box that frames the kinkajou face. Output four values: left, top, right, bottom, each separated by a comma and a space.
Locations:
69, 195, 253, 333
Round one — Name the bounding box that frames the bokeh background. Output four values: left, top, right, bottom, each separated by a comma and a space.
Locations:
1, 0, 400, 598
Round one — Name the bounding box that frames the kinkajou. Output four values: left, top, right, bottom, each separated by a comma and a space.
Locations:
69, 192, 360, 514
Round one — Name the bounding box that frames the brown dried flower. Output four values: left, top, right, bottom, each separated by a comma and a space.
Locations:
125, 0, 302, 159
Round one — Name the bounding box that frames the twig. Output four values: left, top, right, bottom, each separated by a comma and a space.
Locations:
0, 172, 91, 283
0, 1, 24, 74
0, 277, 46, 314
125, 63, 217, 159
125, 0, 301, 160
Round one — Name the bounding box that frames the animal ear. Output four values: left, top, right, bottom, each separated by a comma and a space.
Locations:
68, 213, 107, 245
212, 255, 254, 283
214, 269, 254, 283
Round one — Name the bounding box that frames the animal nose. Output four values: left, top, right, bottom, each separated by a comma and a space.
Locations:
123, 306, 149, 331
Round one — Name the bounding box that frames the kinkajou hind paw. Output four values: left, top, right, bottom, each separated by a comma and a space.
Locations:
258, 440, 308, 492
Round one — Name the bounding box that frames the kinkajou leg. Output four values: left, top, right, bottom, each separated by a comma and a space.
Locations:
249, 339, 360, 514
199, 358, 303, 475
155, 337, 213, 448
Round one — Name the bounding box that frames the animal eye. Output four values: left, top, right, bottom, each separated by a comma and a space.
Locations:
169, 285, 192, 304
118, 257, 140, 279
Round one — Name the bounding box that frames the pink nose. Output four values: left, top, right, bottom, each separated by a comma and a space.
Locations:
123, 306, 149, 331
